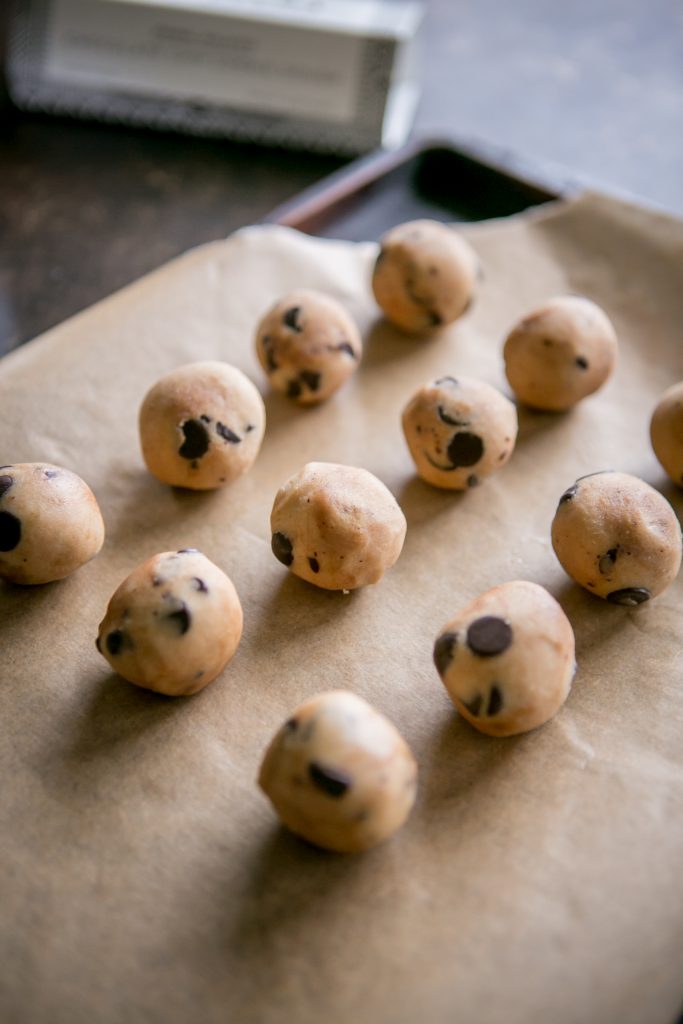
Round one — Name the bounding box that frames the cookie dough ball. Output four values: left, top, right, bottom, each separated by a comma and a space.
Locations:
551, 471, 682, 604
0, 463, 104, 585
372, 219, 478, 334
402, 375, 518, 490
255, 289, 362, 404
650, 381, 683, 486
503, 295, 618, 411
139, 361, 265, 490
433, 581, 575, 737
96, 549, 243, 696
258, 690, 418, 852
270, 462, 406, 590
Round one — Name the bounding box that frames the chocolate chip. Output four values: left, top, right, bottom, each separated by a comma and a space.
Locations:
447, 431, 484, 468
285, 717, 298, 732
463, 693, 483, 717
152, 576, 163, 587
245, 424, 255, 433
266, 350, 278, 372
300, 370, 321, 392
335, 341, 357, 359
0, 511, 21, 551
308, 556, 320, 573
106, 630, 127, 656
216, 422, 241, 444
559, 484, 578, 504
200, 414, 211, 423
44, 469, 59, 479
576, 470, 613, 482
599, 548, 618, 574
433, 631, 457, 675
178, 419, 210, 460
467, 474, 479, 488
437, 405, 469, 427
283, 306, 302, 332
607, 587, 651, 606
0, 475, 13, 498
177, 548, 199, 554
192, 577, 208, 592
487, 685, 504, 716
272, 532, 293, 566
428, 311, 442, 327
286, 379, 302, 399
434, 376, 458, 387
575, 356, 589, 369
466, 616, 512, 657
308, 761, 351, 798
166, 602, 191, 634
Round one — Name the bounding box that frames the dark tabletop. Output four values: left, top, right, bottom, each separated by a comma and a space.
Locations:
1, 0, 682, 354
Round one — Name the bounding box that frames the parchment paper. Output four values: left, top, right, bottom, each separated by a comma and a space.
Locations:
1, 193, 682, 1024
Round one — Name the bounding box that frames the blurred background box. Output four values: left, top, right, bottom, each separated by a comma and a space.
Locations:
7, 0, 423, 153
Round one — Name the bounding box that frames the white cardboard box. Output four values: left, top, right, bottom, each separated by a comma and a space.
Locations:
8, 0, 424, 153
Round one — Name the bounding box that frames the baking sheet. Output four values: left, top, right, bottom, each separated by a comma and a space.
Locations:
1, 192, 683, 1024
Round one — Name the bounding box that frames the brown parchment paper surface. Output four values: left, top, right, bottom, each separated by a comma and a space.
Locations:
1, 193, 682, 1024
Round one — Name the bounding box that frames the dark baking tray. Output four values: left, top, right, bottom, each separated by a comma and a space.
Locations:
264, 136, 574, 240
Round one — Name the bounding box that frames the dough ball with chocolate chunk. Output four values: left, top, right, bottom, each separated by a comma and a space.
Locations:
0, 462, 104, 585
503, 296, 618, 411
259, 690, 417, 853
96, 549, 243, 696
650, 381, 683, 486
433, 581, 575, 737
255, 289, 362, 404
372, 219, 479, 334
551, 471, 682, 604
402, 375, 518, 490
139, 361, 265, 490
270, 462, 406, 590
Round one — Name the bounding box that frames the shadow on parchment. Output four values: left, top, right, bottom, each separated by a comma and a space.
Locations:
395, 473, 466, 528
228, 823, 385, 1004
103, 467, 228, 552
361, 316, 445, 370
248, 558, 365, 639
513, 402, 575, 450
43, 669, 187, 798
418, 705, 533, 819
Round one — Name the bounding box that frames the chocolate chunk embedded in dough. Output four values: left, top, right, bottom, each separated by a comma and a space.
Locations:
606, 587, 651, 606
178, 419, 210, 460
433, 631, 457, 675
283, 306, 302, 332
466, 616, 512, 657
308, 761, 351, 798
447, 431, 484, 468
272, 531, 294, 566
487, 685, 504, 716
0, 511, 21, 551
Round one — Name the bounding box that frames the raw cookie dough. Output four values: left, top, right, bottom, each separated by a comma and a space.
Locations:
0, 462, 104, 585
372, 219, 479, 334
258, 690, 418, 853
255, 289, 362, 404
402, 375, 518, 489
96, 549, 243, 696
650, 381, 683, 486
434, 581, 575, 737
270, 462, 407, 590
551, 471, 682, 604
503, 295, 618, 411
139, 361, 265, 490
